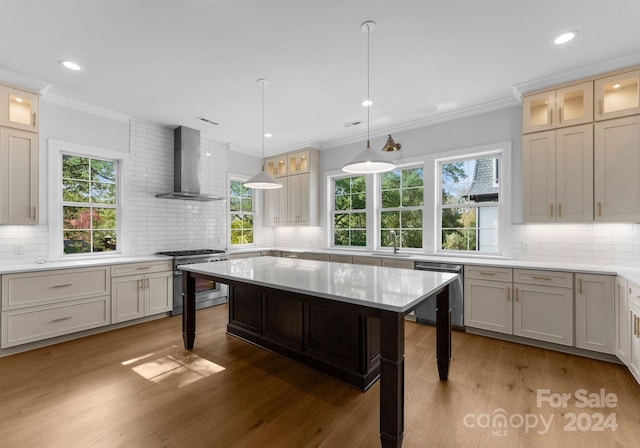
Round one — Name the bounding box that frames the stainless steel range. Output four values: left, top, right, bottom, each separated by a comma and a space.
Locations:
157, 249, 229, 315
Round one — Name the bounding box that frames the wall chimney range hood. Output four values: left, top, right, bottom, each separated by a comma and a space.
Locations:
156, 126, 224, 202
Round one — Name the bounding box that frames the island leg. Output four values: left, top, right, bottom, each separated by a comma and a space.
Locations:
436, 284, 451, 381
182, 271, 197, 349
379, 311, 405, 448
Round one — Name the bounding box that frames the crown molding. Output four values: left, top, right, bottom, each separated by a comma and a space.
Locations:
512, 51, 640, 101
41, 92, 131, 123
263, 140, 320, 157
0, 67, 50, 92
321, 97, 518, 150
226, 142, 260, 157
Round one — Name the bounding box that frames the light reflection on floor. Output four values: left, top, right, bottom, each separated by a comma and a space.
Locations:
122, 345, 225, 388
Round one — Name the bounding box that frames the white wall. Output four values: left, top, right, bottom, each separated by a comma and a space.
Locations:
0, 97, 263, 264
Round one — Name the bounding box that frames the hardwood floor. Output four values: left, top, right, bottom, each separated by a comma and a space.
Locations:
1, 304, 639, 448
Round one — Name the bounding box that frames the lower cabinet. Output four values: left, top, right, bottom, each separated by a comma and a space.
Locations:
111, 261, 172, 323
465, 266, 574, 346
575, 274, 615, 354
615, 277, 630, 363
629, 296, 640, 384
1, 266, 111, 348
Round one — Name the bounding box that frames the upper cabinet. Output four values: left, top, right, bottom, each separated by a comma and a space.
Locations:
264, 155, 288, 178
0, 85, 39, 132
0, 82, 39, 225
522, 81, 593, 134
263, 148, 319, 227
594, 69, 640, 121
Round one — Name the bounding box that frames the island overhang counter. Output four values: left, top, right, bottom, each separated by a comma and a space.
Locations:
179, 256, 457, 448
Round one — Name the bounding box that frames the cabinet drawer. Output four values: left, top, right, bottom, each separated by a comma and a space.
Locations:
330, 255, 353, 264
111, 260, 172, 277
465, 265, 512, 282
1, 296, 110, 348
2, 266, 110, 310
514, 269, 573, 288
353, 256, 381, 266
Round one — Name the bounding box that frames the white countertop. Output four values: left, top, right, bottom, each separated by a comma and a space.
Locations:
179, 256, 458, 313
230, 247, 640, 285
0, 255, 171, 274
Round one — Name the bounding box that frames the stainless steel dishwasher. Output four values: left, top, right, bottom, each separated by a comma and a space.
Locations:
414, 261, 464, 330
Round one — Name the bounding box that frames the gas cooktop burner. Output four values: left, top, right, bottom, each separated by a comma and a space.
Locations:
157, 249, 226, 257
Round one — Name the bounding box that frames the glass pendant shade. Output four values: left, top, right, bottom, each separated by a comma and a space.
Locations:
244, 169, 282, 189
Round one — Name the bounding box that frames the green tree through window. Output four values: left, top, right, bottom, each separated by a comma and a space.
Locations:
440, 155, 500, 253
380, 167, 424, 249
230, 180, 254, 245
62, 154, 117, 254
333, 175, 366, 246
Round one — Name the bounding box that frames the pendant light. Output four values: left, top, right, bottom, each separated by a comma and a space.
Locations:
244, 79, 283, 189
342, 20, 396, 174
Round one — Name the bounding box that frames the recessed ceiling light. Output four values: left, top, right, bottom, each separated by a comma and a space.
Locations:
264, 133, 273, 138
361, 100, 373, 107
553, 31, 578, 45
59, 59, 84, 71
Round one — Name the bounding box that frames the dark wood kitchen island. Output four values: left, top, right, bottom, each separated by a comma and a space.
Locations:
180, 256, 457, 448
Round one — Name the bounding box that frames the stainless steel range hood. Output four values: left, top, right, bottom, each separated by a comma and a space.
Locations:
156, 126, 224, 201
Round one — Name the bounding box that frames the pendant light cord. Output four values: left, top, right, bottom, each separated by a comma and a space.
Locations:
366, 22, 371, 149
261, 81, 265, 159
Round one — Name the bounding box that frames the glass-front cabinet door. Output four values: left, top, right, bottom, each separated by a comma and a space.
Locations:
288, 150, 310, 175
0, 86, 39, 132
263, 156, 287, 177
595, 69, 640, 121
522, 90, 555, 134
556, 81, 593, 128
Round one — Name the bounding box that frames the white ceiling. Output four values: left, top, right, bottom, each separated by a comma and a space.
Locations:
2, 0, 640, 156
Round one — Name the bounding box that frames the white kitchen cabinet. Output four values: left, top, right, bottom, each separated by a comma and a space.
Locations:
288, 150, 310, 175
616, 277, 630, 364
264, 181, 288, 226
288, 173, 316, 225
263, 155, 288, 178
0, 84, 39, 132
522, 81, 593, 134
628, 294, 640, 384
522, 124, 593, 223
111, 261, 172, 323
513, 269, 573, 346
464, 266, 513, 334
1, 266, 111, 348
575, 274, 615, 353
0, 127, 38, 224
594, 115, 640, 222
263, 147, 319, 227
594, 69, 640, 121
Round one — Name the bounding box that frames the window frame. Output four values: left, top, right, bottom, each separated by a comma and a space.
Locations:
376, 163, 425, 252
328, 172, 371, 248
228, 175, 257, 247
48, 140, 128, 260
434, 143, 511, 256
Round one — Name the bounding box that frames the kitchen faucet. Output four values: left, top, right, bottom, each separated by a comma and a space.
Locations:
388, 230, 398, 254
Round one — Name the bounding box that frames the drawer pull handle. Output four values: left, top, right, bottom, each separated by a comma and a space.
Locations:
515, 288, 519, 302
558, 203, 562, 218
598, 99, 603, 115
52, 283, 73, 288
550, 203, 554, 218
479, 272, 496, 276
51, 316, 72, 323
598, 201, 602, 217
146, 278, 150, 288
549, 108, 553, 126
558, 106, 562, 124
137, 266, 152, 270
532, 276, 552, 281
579, 278, 583, 295
507, 287, 511, 302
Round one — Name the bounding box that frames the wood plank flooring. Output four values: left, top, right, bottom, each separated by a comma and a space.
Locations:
1, 303, 639, 448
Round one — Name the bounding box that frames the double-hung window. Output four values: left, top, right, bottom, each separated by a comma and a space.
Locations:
229, 179, 255, 245
332, 175, 367, 247
379, 166, 424, 249
61, 153, 119, 255
439, 153, 502, 253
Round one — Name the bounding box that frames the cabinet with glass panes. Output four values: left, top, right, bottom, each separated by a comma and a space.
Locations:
522, 81, 593, 134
